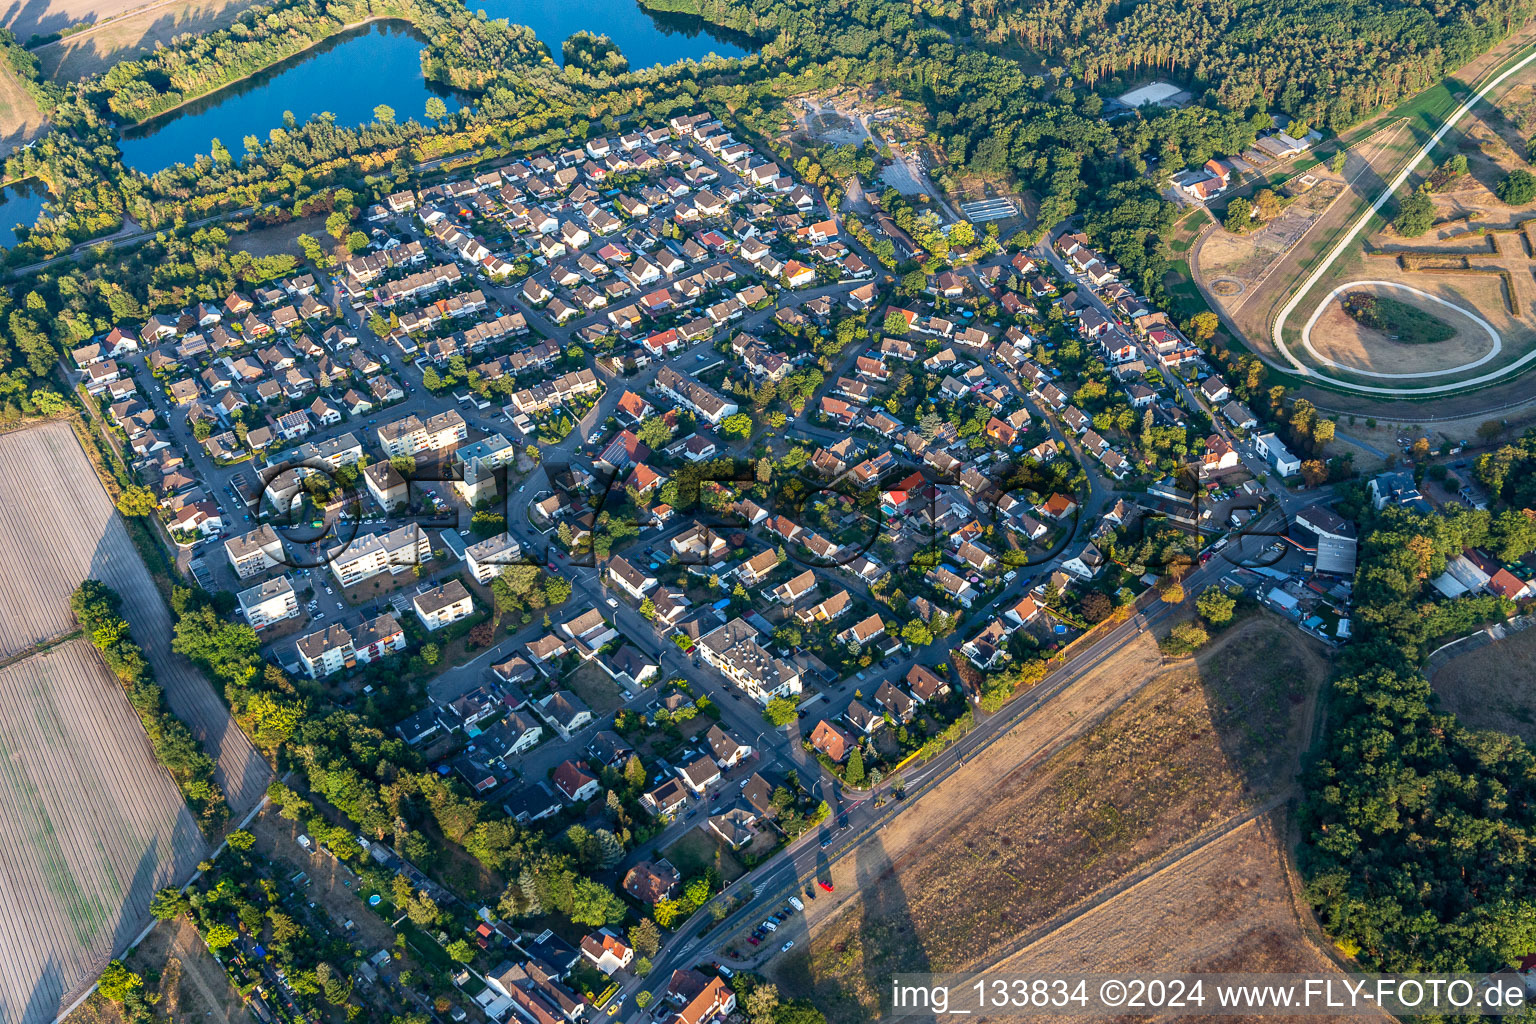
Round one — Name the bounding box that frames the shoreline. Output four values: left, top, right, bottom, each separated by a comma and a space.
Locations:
119, 14, 407, 133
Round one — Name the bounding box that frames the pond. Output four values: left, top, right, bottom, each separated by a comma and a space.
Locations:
118, 20, 467, 176
475, 0, 754, 68
117, 4, 754, 176
0, 178, 50, 248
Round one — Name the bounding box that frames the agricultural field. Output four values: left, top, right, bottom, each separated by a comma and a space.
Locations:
34, 0, 258, 82
1431, 622, 1536, 742
0, 421, 272, 813
0, 66, 46, 156
0, 638, 206, 1024
770, 615, 1329, 1024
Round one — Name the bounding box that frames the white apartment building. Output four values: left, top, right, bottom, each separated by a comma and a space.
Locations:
327, 525, 430, 588
237, 575, 298, 629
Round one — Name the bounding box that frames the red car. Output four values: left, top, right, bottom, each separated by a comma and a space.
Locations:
818, 880, 833, 892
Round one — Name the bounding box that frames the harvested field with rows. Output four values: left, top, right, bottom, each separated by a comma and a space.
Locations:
0, 421, 271, 811
0, 639, 205, 1024
0, 420, 272, 1024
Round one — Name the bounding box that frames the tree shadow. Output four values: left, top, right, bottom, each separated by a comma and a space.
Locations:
779, 831, 932, 1024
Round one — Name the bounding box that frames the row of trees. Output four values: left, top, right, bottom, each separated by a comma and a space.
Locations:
71, 581, 228, 830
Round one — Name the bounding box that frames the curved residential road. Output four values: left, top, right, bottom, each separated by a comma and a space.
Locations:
1270, 45, 1536, 396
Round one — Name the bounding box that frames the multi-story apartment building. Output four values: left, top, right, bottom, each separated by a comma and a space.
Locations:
224, 524, 284, 580
413, 580, 475, 630
236, 575, 298, 629
326, 525, 429, 588
295, 612, 405, 678
697, 617, 802, 705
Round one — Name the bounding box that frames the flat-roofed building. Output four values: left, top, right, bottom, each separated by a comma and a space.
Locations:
465, 533, 523, 583
327, 525, 429, 588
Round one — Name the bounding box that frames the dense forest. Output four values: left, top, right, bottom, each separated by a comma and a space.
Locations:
1300, 498, 1536, 971
966, 0, 1536, 129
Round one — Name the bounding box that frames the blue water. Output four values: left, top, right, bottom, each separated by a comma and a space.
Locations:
476, 0, 753, 67
0, 178, 49, 247
118, 5, 754, 175
119, 21, 466, 175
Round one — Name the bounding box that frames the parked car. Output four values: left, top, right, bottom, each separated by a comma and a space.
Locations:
780, 940, 795, 952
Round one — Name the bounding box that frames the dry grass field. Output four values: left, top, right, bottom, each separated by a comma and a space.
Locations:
1431, 623, 1536, 742
0, 420, 272, 814
33, 0, 258, 82
769, 615, 1329, 1024
0, 65, 45, 155
0, 638, 206, 1024
1306, 283, 1498, 375
66, 916, 249, 1024
978, 814, 1379, 1024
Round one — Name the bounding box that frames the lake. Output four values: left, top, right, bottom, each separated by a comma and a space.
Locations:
475, 0, 754, 68
118, 5, 754, 176
119, 21, 467, 176
0, 178, 50, 247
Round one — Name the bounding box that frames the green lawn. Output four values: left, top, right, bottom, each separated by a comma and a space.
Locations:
1341, 291, 1457, 344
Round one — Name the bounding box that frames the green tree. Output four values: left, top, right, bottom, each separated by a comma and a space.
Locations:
115, 484, 158, 517
149, 887, 188, 920
720, 412, 753, 440
325, 210, 350, 241
764, 696, 799, 727
204, 923, 238, 951
446, 939, 475, 963
1196, 586, 1236, 625
623, 754, 646, 790
845, 746, 866, 786
98, 961, 142, 1002
637, 415, 671, 449
883, 310, 910, 334
901, 620, 932, 646
1393, 188, 1435, 236
1496, 169, 1536, 205
421, 642, 440, 666
407, 891, 440, 927
631, 917, 661, 957
226, 829, 255, 851
373, 104, 396, 124
425, 96, 448, 121
570, 878, 626, 926
745, 983, 780, 1024
1188, 311, 1219, 343
1223, 197, 1253, 232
